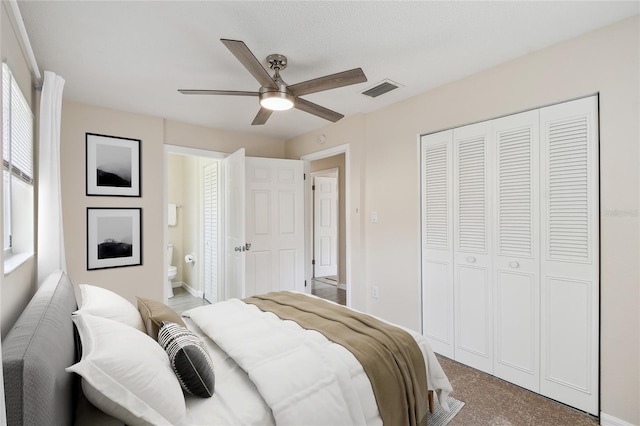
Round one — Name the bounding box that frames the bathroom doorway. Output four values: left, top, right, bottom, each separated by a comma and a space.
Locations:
165, 146, 225, 305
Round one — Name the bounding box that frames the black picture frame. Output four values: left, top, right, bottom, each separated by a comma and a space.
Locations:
86, 133, 141, 197
87, 208, 142, 270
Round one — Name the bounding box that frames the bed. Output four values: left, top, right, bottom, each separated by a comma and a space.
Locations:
2, 271, 452, 425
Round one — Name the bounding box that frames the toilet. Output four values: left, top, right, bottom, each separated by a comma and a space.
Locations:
167, 244, 176, 298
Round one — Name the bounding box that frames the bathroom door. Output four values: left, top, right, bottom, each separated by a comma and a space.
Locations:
224, 150, 305, 299
244, 157, 305, 297
224, 149, 246, 299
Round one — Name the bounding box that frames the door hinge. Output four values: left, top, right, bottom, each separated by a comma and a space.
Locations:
304, 173, 306, 180
304, 280, 307, 287
312, 185, 316, 191
312, 259, 315, 265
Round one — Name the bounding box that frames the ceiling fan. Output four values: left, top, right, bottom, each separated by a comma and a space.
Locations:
179, 39, 368, 125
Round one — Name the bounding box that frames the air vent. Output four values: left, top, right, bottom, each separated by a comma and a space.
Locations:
361, 79, 401, 98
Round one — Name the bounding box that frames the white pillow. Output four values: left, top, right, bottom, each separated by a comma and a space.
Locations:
67, 314, 188, 426
75, 284, 145, 332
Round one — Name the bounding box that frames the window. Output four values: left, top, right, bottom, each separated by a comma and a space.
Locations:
2, 62, 34, 273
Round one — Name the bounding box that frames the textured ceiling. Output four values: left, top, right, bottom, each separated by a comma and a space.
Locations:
17, 1, 639, 140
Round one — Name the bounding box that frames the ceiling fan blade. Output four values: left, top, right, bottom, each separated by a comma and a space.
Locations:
288, 68, 367, 97
252, 107, 273, 125
178, 89, 258, 96
295, 98, 344, 122
221, 39, 278, 90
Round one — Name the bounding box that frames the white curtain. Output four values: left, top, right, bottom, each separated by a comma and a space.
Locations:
37, 71, 66, 284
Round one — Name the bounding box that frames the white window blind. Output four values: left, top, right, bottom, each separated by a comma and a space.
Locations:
3, 63, 34, 185
3, 62, 34, 254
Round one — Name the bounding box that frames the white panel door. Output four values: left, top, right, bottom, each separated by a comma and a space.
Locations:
539, 96, 599, 415
452, 121, 494, 374
492, 109, 541, 392
245, 157, 305, 297
223, 149, 245, 299
203, 162, 218, 303
421, 130, 455, 358
314, 176, 338, 278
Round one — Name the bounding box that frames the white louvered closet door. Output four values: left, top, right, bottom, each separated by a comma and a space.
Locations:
421, 130, 455, 358
539, 97, 599, 415
452, 122, 494, 374
492, 110, 541, 392
421, 96, 599, 414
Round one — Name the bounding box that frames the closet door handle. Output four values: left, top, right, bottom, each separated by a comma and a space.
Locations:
509, 261, 520, 269
466, 256, 476, 263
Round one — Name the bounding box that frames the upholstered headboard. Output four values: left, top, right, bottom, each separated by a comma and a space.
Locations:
2, 270, 78, 426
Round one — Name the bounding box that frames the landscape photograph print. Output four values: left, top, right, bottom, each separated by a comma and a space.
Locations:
86, 133, 141, 196
87, 208, 142, 270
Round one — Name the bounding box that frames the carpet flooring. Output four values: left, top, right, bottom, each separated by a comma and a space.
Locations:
437, 355, 599, 425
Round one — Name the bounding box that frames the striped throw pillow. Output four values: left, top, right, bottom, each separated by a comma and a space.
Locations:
158, 321, 215, 398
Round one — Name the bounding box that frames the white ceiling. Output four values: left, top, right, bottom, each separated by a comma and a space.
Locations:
17, 1, 639, 141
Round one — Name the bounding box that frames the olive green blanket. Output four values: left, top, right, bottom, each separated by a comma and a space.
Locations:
244, 292, 429, 426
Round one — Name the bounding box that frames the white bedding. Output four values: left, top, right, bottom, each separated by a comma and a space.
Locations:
182, 295, 452, 426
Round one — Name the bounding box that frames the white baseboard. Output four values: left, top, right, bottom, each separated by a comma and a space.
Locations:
338, 282, 347, 290
182, 282, 203, 298
600, 412, 636, 426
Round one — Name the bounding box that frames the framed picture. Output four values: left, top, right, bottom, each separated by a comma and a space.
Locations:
87, 208, 142, 270
86, 133, 141, 197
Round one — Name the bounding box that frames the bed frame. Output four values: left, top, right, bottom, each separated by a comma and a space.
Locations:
2, 271, 124, 426
2, 271, 78, 425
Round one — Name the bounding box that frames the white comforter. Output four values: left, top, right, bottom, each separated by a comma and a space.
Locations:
183, 296, 452, 426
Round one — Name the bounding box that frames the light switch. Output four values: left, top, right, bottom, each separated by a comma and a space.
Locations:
371, 211, 378, 223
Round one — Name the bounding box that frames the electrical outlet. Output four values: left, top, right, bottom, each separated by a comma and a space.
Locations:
372, 286, 379, 299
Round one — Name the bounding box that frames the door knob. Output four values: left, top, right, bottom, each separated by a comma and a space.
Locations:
509, 261, 520, 268
234, 246, 244, 252
466, 256, 476, 263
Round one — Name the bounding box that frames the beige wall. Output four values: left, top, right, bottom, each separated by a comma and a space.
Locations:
310, 154, 346, 286
285, 16, 640, 424
60, 101, 166, 303
164, 119, 285, 158
0, 2, 38, 338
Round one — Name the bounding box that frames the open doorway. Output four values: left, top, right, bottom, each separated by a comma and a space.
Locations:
164, 145, 226, 311
309, 155, 346, 305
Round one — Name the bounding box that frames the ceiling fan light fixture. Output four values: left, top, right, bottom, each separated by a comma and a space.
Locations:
259, 91, 294, 111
